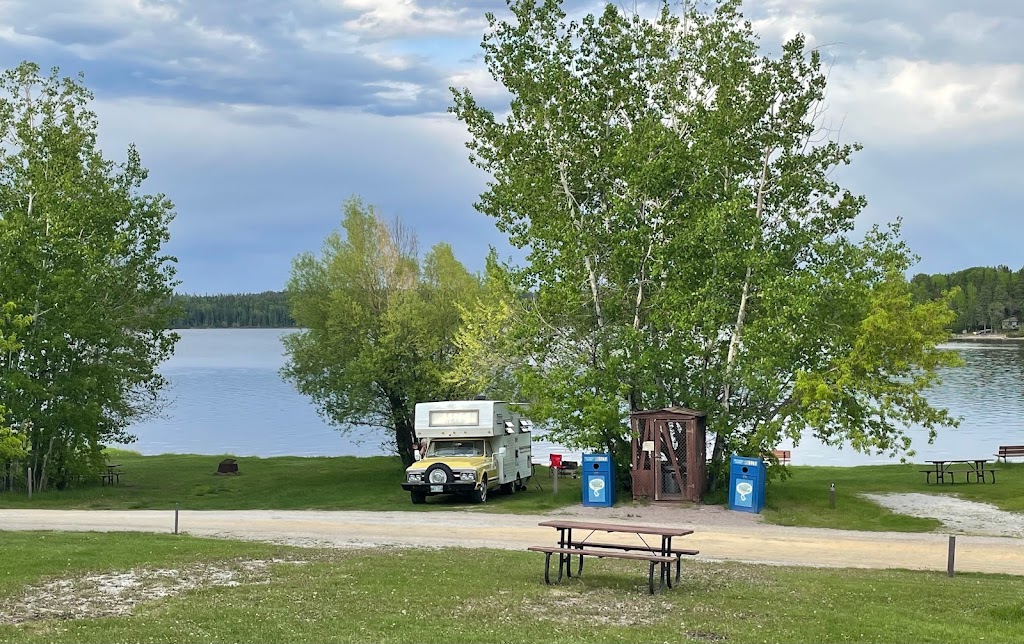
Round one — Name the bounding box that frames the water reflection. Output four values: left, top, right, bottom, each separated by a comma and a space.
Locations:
128, 331, 1023, 466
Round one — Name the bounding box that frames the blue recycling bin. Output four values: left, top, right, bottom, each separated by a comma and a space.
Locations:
728, 455, 766, 513
582, 453, 614, 507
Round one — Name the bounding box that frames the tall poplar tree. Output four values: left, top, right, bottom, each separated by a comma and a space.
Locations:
283, 198, 483, 467
450, 0, 960, 481
0, 63, 179, 490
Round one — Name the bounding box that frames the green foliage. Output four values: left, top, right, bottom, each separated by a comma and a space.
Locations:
282, 197, 485, 466
450, 1, 960, 478
910, 265, 1024, 332
0, 62, 179, 491
170, 291, 295, 328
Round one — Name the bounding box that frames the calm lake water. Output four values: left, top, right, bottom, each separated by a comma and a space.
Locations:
126, 329, 1024, 466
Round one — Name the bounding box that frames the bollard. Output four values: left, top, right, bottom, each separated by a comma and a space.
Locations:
829, 482, 835, 509
27, 467, 32, 500
947, 535, 955, 577
174, 502, 179, 535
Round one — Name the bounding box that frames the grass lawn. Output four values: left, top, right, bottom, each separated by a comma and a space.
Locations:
1, 531, 1022, 644
2, 451, 1022, 533
0, 450, 585, 514
755, 462, 1024, 531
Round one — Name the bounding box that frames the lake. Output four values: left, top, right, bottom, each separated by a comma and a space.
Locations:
126, 329, 1024, 466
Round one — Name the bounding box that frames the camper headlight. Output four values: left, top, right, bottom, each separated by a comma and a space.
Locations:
458, 471, 476, 481
407, 473, 423, 483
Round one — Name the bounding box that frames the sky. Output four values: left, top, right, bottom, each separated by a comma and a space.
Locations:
0, 0, 1020, 294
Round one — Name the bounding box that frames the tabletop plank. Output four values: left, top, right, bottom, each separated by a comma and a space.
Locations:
537, 519, 693, 537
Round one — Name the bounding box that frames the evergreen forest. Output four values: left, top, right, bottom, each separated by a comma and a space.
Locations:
171, 265, 1024, 334
170, 291, 295, 328
910, 266, 1023, 334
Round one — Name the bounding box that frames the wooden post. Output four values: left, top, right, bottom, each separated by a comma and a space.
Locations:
174, 503, 179, 535
552, 466, 558, 496
27, 467, 32, 499
947, 536, 955, 577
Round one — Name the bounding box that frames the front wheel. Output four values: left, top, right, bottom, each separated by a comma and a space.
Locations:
411, 490, 426, 504
472, 479, 488, 504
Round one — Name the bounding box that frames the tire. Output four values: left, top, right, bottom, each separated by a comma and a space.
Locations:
472, 477, 488, 503
502, 480, 516, 495
411, 490, 426, 504
515, 475, 526, 491
423, 463, 454, 485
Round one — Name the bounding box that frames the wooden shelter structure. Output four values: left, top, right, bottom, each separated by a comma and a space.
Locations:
630, 407, 707, 503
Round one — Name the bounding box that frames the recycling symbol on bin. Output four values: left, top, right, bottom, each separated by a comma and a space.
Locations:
588, 478, 605, 498
735, 480, 753, 502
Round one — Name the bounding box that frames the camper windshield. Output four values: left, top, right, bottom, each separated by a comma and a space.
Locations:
428, 440, 486, 458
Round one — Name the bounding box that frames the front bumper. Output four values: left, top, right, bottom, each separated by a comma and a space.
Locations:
401, 481, 478, 494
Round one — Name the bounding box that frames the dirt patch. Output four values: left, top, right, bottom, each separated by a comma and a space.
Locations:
862, 493, 1024, 538
0, 558, 305, 625
544, 501, 763, 528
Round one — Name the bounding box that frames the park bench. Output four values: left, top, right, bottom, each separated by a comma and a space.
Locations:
566, 540, 699, 583
770, 450, 791, 465
527, 546, 675, 594
995, 445, 1024, 462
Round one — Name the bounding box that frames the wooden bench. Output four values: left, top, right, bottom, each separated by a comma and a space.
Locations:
527, 546, 675, 594
995, 445, 1024, 462
557, 460, 579, 478
567, 540, 699, 583
769, 450, 791, 465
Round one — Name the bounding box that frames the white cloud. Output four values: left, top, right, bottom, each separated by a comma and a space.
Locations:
338, 0, 485, 38
829, 58, 1024, 146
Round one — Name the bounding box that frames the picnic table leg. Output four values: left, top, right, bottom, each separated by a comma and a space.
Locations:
542, 552, 563, 585
647, 561, 665, 595
563, 528, 573, 578
662, 536, 675, 589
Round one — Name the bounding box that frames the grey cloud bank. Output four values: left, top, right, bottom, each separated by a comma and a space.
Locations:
0, 0, 1019, 292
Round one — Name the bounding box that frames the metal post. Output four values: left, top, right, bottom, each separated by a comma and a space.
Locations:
27, 467, 32, 500
552, 466, 558, 496
947, 536, 955, 577
174, 503, 179, 535
829, 482, 835, 509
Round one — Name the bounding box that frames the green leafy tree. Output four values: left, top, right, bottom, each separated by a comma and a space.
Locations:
282, 197, 484, 467
450, 0, 960, 482
0, 304, 30, 465
0, 62, 179, 491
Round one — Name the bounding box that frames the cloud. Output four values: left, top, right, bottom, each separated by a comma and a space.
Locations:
338, 0, 487, 39
90, 97, 505, 293
827, 58, 1024, 147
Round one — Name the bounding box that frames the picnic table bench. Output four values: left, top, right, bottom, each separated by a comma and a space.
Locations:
995, 445, 1024, 462
530, 520, 698, 594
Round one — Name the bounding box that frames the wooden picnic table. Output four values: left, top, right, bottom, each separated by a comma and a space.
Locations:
530, 520, 697, 594
101, 463, 122, 486
921, 459, 996, 484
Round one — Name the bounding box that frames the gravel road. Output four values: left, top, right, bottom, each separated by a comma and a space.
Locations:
3, 497, 1023, 576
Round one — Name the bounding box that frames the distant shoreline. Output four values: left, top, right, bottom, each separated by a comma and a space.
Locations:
947, 334, 1024, 343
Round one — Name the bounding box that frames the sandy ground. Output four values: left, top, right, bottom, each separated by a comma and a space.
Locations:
3, 494, 1024, 576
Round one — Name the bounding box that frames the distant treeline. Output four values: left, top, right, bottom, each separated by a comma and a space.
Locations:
170, 291, 295, 329
911, 265, 1024, 333
172, 266, 1024, 333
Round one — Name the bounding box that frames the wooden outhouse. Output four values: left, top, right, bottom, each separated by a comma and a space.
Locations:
629, 407, 707, 503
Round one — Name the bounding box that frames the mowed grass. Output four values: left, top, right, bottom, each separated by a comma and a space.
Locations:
757, 462, 1024, 532
0, 449, 584, 514
0, 531, 1022, 644
2, 451, 1022, 533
